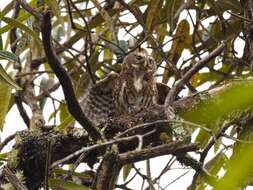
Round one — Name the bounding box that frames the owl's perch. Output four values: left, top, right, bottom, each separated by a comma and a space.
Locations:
2, 84, 241, 189
0, 90, 212, 189
3, 73, 239, 189
1, 128, 198, 189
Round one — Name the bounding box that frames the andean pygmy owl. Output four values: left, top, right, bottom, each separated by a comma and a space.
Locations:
80, 52, 166, 125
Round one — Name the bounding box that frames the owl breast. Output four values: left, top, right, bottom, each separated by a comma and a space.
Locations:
113, 71, 157, 115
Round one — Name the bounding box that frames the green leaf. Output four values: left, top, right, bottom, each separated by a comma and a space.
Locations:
49, 179, 89, 190
180, 81, 253, 146
166, 0, 185, 34
171, 19, 191, 54
208, 0, 241, 13
0, 83, 12, 130
55, 115, 75, 131
7, 94, 15, 113
194, 152, 228, 190
0, 13, 31, 35
213, 143, 253, 190
123, 164, 133, 181
53, 168, 93, 180
0, 64, 22, 90
162, 19, 191, 84
48, 108, 59, 122
0, 50, 19, 63
196, 19, 241, 52
0, 152, 9, 160
205, 152, 227, 175
182, 81, 253, 125
0, 15, 41, 44
59, 102, 69, 123
1, 0, 15, 16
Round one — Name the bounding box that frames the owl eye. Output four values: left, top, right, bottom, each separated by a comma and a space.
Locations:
146, 59, 155, 69
136, 55, 143, 60
134, 55, 145, 63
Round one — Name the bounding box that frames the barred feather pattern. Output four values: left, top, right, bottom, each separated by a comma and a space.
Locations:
80, 87, 116, 125
79, 73, 118, 125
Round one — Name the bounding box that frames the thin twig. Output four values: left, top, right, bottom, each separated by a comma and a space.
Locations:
15, 70, 53, 78
0, 133, 16, 152
164, 171, 190, 188
50, 132, 155, 169
10, 1, 31, 128
146, 159, 156, 190
67, 0, 97, 84
117, 119, 210, 138
57, 152, 88, 190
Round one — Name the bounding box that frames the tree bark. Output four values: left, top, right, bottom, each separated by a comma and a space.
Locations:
92, 152, 122, 190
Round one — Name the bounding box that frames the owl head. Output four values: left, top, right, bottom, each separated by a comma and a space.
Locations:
122, 52, 157, 74
121, 52, 157, 93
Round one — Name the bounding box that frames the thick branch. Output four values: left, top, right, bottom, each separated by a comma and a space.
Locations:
39, 10, 101, 141
50, 133, 153, 168
13, 130, 91, 189
119, 142, 198, 165
176, 154, 217, 186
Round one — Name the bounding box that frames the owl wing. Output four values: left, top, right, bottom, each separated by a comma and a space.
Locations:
156, 82, 181, 104
79, 73, 119, 125
156, 82, 171, 105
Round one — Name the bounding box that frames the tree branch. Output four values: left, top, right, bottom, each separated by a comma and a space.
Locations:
119, 142, 198, 165
2, 167, 28, 190
39, 10, 101, 141
0, 133, 16, 152
50, 132, 154, 169
165, 42, 226, 106
17, 0, 41, 20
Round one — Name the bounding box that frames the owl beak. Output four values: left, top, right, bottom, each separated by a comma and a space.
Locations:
144, 60, 147, 67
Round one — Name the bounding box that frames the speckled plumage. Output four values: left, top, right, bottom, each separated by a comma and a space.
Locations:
80, 52, 159, 125
113, 52, 158, 115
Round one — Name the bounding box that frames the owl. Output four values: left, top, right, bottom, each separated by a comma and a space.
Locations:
80, 52, 170, 125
